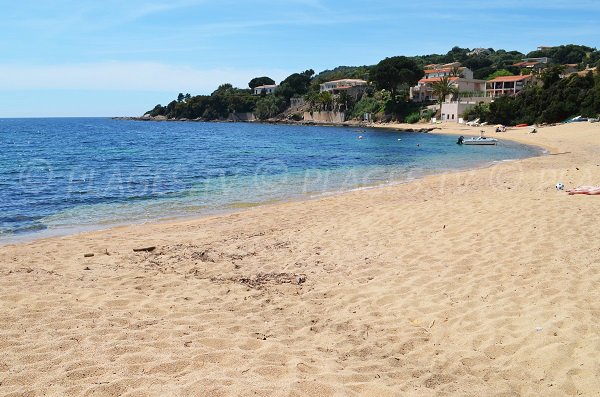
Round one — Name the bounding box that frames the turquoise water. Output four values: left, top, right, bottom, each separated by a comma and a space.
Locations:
0, 118, 542, 241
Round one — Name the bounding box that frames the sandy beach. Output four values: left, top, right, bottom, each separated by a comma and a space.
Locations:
1, 122, 599, 396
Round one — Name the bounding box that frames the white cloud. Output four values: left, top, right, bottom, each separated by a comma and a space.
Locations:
0, 62, 291, 93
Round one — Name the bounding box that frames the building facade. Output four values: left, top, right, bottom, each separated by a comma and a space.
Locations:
319, 79, 368, 93
253, 85, 278, 95
485, 75, 533, 97
439, 98, 492, 122
410, 67, 485, 102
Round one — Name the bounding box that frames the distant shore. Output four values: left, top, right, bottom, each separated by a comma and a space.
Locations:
113, 115, 444, 133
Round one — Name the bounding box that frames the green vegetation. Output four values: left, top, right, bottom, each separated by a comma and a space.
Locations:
369, 56, 423, 95
405, 111, 422, 124
462, 102, 490, 122
350, 94, 387, 120
526, 44, 598, 66
485, 71, 600, 125
404, 108, 436, 124
146, 44, 600, 123
311, 66, 370, 86
254, 95, 286, 120
248, 76, 275, 89
147, 70, 312, 121
276, 70, 314, 102
485, 69, 514, 80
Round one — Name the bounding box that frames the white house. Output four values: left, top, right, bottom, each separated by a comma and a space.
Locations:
253, 84, 278, 95
319, 79, 368, 93
439, 98, 492, 122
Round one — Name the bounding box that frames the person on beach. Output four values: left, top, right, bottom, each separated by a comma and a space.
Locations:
567, 186, 600, 195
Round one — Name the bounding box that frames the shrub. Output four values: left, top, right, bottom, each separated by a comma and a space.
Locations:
463, 102, 490, 122
350, 96, 385, 119
405, 111, 421, 124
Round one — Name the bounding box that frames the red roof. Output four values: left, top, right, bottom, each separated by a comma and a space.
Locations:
513, 61, 540, 67
418, 77, 459, 83
487, 75, 531, 83
424, 68, 450, 74
423, 67, 466, 74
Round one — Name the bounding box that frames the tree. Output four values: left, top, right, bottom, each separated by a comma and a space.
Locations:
526, 44, 595, 65
463, 56, 493, 71
310, 66, 371, 86
488, 96, 520, 125
148, 104, 165, 117
317, 91, 334, 111
432, 76, 458, 108
370, 56, 423, 95
254, 96, 285, 120
166, 100, 178, 114
277, 69, 315, 101
540, 65, 565, 89
485, 69, 514, 80
462, 101, 490, 122
350, 95, 385, 119
449, 65, 464, 78
177, 93, 185, 102
447, 46, 470, 62
336, 90, 351, 112
248, 76, 275, 89
211, 84, 234, 96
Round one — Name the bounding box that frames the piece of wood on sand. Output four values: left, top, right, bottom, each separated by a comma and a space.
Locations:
133, 246, 156, 252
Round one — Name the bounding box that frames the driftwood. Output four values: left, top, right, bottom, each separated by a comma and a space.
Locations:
133, 246, 156, 252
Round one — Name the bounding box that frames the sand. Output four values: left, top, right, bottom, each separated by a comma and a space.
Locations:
1, 122, 599, 396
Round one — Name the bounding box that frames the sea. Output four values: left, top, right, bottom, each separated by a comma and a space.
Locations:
0, 118, 543, 242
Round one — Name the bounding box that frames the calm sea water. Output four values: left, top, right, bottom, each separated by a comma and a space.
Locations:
0, 118, 542, 242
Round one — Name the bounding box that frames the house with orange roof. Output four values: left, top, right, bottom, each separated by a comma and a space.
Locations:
486, 75, 533, 97
512, 57, 551, 73
410, 65, 488, 122
410, 66, 484, 102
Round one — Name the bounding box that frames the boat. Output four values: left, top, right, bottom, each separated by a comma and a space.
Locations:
457, 131, 498, 146
461, 136, 498, 145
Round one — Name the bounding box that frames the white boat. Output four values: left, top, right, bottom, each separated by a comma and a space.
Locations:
462, 136, 498, 145
457, 132, 498, 145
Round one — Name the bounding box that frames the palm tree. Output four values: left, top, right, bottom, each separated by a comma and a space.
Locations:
432, 76, 459, 116
305, 91, 319, 111
449, 65, 464, 78
336, 91, 350, 112
318, 91, 334, 111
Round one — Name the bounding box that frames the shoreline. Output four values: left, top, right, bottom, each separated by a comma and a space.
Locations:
2, 122, 600, 395
116, 114, 563, 152
0, 126, 544, 247
113, 115, 441, 133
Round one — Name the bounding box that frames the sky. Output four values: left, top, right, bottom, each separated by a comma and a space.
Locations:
1, 0, 600, 117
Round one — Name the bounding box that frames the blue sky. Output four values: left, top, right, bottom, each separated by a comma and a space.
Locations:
1, 0, 599, 117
